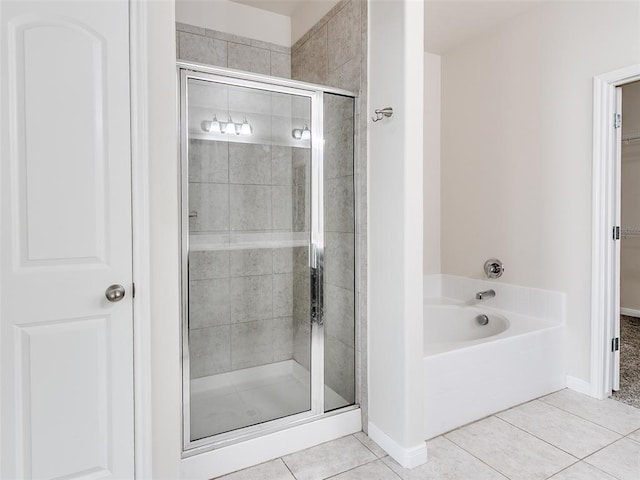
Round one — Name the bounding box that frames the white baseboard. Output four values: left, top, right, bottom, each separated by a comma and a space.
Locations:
621, 307, 640, 318
181, 409, 362, 479
566, 375, 592, 396
367, 422, 428, 469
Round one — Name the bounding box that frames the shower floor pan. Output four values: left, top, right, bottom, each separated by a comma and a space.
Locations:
190, 360, 347, 441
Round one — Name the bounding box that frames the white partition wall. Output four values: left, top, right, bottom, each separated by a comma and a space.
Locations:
368, 0, 426, 468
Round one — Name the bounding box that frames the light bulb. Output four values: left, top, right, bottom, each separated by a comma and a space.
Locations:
301, 125, 311, 140
210, 115, 221, 133
240, 118, 252, 135
224, 116, 237, 135
292, 129, 302, 139
201, 120, 212, 132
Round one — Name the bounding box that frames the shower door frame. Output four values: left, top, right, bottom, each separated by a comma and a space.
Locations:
178, 62, 357, 456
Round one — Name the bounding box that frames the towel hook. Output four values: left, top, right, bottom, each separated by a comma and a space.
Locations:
372, 107, 393, 122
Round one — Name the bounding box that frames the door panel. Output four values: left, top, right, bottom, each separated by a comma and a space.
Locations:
322, 93, 356, 412
182, 75, 315, 445
1, 1, 134, 478
16, 18, 109, 265
18, 317, 111, 480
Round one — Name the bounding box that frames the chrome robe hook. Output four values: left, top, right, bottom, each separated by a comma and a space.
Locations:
372, 107, 393, 122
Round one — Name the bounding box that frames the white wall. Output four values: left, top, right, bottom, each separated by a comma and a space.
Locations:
368, 0, 425, 467
145, 1, 181, 477
621, 81, 640, 313
424, 52, 441, 274
175, 0, 291, 47
440, 2, 640, 383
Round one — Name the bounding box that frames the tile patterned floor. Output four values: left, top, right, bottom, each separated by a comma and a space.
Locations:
217, 389, 640, 480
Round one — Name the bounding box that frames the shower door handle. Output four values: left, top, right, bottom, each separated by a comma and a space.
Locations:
310, 266, 323, 325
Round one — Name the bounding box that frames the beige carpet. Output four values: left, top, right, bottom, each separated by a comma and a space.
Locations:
612, 315, 640, 409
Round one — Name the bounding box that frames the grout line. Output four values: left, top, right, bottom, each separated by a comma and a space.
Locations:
531, 399, 626, 437
322, 455, 396, 480
442, 433, 511, 480
541, 459, 582, 480
491, 415, 587, 463
579, 460, 625, 480
352, 432, 383, 458
537, 394, 633, 436
625, 430, 640, 444
280, 457, 297, 479
495, 412, 614, 461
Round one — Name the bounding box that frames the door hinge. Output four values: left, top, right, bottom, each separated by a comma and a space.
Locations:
614, 113, 622, 129
613, 226, 620, 240
612, 337, 620, 352
132, 282, 136, 299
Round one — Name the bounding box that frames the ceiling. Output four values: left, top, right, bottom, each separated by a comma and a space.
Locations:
229, 0, 338, 17
229, 0, 540, 55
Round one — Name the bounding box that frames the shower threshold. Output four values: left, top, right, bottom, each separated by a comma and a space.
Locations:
190, 360, 348, 442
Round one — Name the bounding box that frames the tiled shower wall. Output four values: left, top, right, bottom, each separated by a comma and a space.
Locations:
188, 246, 298, 378
178, 26, 304, 378
291, 0, 367, 418
186, 141, 308, 378
176, 23, 291, 78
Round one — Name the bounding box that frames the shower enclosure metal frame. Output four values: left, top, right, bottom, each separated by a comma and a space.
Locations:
177, 62, 358, 456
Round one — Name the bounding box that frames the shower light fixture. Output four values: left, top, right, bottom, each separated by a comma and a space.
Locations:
240, 117, 253, 136
200, 114, 222, 133
201, 114, 252, 136
222, 115, 237, 135
292, 124, 311, 140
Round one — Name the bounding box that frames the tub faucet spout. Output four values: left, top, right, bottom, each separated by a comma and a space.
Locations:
476, 289, 496, 300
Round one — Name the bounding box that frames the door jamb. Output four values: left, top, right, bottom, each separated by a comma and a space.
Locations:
130, 1, 153, 477
591, 64, 640, 400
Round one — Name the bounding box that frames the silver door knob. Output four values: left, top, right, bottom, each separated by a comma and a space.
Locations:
105, 284, 126, 302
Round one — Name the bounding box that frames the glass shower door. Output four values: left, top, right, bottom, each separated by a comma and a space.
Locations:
181, 74, 315, 445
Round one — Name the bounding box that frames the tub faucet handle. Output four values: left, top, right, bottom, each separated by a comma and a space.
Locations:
484, 258, 504, 279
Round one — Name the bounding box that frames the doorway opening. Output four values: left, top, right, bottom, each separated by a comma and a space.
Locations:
613, 80, 640, 408
591, 65, 640, 402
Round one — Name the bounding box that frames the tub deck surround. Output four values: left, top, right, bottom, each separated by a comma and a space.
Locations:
423, 275, 566, 440
424, 274, 566, 324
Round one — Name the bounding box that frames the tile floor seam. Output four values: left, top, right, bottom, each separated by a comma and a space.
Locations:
537, 395, 632, 436
494, 411, 619, 461
323, 457, 400, 480
490, 416, 581, 462
579, 459, 625, 480
582, 437, 626, 464
623, 429, 640, 443
352, 432, 383, 458
281, 457, 297, 479
532, 398, 626, 437
541, 459, 581, 480
442, 425, 515, 480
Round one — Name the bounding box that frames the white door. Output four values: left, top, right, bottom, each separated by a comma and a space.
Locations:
0, 1, 134, 478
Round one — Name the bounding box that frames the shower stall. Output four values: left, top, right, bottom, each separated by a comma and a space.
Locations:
178, 63, 358, 454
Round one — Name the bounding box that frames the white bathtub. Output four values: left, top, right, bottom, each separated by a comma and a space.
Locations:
423, 298, 565, 439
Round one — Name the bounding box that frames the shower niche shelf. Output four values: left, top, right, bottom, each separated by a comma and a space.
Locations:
189, 232, 309, 251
